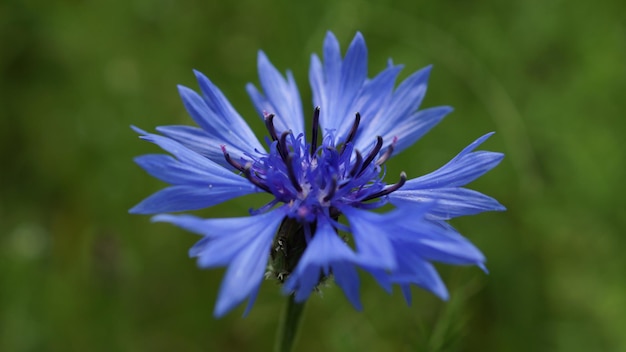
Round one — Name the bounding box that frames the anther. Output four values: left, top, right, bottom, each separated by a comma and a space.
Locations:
264, 114, 279, 141
359, 136, 383, 174
362, 172, 407, 201
243, 163, 271, 193
221, 145, 245, 172
286, 154, 303, 193
376, 136, 397, 166
341, 112, 361, 153
310, 107, 320, 157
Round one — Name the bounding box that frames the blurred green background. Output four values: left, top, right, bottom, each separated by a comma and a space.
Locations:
1, 0, 625, 351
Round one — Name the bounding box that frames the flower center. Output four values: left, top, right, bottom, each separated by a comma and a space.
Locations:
221, 108, 406, 219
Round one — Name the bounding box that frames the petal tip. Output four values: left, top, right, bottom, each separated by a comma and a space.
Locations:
150, 214, 172, 223
353, 31, 365, 43
130, 125, 148, 135
494, 202, 507, 212
128, 203, 147, 215
479, 263, 490, 274
257, 50, 269, 62
192, 69, 211, 86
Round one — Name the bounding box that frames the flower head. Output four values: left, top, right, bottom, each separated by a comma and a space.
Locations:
131, 32, 505, 317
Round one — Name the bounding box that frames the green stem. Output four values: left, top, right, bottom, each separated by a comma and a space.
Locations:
274, 294, 306, 352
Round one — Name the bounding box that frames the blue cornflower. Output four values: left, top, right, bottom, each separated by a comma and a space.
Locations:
131, 32, 505, 317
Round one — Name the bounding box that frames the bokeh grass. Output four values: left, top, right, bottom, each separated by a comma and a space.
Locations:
1, 0, 625, 351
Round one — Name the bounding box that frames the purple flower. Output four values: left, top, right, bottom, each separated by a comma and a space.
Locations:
131, 32, 505, 317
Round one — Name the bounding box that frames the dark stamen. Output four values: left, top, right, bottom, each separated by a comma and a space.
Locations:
265, 114, 278, 141
376, 136, 397, 166
278, 131, 290, 161
341, 112, 361, 153
362, 172, 407, 201
286, 154, 303, 193
310, 107, 320, 157
243, 163, 271, 193
323, 176, 338, 202
359, 136, 383, 174
349, 150, 364, 177
221, 145, 245, 172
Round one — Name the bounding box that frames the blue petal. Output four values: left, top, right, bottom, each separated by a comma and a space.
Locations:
313, 32, 369, 144
361, 267, 393, 293
130, 128, 256, 214
134, 154, 240, 186
332, 263, 363, 310
245, 84, 268, 119
358, 64, 404, 113
400, 284, 413, 305
334, 32, 368, 139
309, 53, 326, 119
183, 71, 264, 153
350, 64, 404, 146
132, 126, 244, 180
388, 133, 505, 219
396, 222, 485, 267
414, 236, 485, 267
313, 32, 341, 137
129, 183, 254, 214
390, 246, 449, 300
383, 205, 486, 266
213, 233, 272, 317
188, 236, 211, 256
290, 265, 321, 303
246, 51, 304, 137
353, 65, 450, 153
322, 31, 341, 100
153, 209, 285, 317
386, 65, 432, 121
155, 125, 240, 168
242, 282, 262, 317
339, 205, 466, 301
341, 207, 397, 271
391, 187, 506, 220
284, 217, 360, 305
403, 133, 504, 188
385, 106, 453, 155
152, 213, 215, 236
